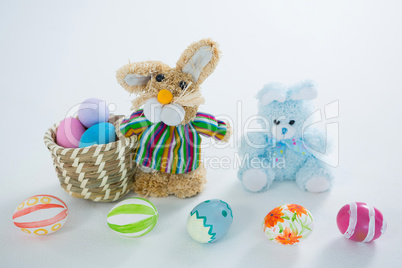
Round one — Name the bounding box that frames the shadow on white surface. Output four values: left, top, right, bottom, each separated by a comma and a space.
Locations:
310, 237, 377, 268
238, 239, 301, 267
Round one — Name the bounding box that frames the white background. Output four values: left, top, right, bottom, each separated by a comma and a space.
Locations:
1, 0, 401, 267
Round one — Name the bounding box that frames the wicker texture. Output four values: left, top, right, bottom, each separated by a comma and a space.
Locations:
44, 115, 137, 202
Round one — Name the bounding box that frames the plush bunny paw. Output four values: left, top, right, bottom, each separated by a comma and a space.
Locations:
240, 168, 273, 192
304, 175, 331, 193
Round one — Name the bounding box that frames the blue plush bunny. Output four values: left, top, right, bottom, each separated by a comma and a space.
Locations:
238, 81, 333, 193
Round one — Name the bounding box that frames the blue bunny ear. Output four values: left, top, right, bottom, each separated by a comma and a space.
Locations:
257, 82, 287, 105
288, 80, 317, 100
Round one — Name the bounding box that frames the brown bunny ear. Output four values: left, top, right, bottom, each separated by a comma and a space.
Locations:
176, 39, 221, 86
116, 61, 170, 94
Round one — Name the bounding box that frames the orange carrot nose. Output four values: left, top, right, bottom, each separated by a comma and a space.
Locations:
157, 89, 173, 104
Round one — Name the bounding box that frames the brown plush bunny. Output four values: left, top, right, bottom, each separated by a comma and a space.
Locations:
116, 39, 231, 198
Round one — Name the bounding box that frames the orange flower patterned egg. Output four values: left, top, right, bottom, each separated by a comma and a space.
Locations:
12, 195, 68, 235
263, 204, 314, 245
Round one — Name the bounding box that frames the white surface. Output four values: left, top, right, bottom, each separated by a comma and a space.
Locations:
1, 0, 402, 267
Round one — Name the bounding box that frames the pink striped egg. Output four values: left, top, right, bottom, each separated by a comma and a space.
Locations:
337, 202, 386, 242
12, 195, 68, 235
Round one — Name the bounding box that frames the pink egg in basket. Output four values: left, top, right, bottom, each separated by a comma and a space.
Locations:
337, 202, 386, 242
56, 117, 86, 148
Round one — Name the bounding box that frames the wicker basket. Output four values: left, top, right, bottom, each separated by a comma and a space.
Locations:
44, 115, 137, 202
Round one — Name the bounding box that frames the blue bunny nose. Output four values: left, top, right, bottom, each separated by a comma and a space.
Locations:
282, 128, 288, 135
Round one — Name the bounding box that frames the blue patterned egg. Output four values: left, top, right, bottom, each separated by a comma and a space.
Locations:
187, 199, 233, 243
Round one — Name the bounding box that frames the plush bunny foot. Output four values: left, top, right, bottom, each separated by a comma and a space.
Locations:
167, 165, 207, 198
132, 169, 169, 197
239, 168, 274, 192
304, 175, 331, 193
132, 165, 206, 198
296, 158, 332, 193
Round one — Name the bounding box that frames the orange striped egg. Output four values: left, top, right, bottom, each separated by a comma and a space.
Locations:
12, 195, 68, 235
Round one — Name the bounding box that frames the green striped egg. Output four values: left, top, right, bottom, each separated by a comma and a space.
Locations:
107, 198, 158, 237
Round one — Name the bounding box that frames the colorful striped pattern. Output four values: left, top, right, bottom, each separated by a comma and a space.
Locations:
192, 113, 227, 140
12, 195, 68, 235
120, 110, 153, 136
337, 202, 387, 242
107, 198, 158, 237
120, 110, 227, 174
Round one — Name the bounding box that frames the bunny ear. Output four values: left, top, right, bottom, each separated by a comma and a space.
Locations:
257, 83, 287, 105
116, 61, 170, 94
288, 80, 318, 100
176, 39, 221, 86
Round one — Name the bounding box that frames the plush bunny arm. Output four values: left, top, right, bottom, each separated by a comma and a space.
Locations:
302, 130, 328, 153
120, 109, 152, 137
192, 112, 228, 141
220, 121, 232, 143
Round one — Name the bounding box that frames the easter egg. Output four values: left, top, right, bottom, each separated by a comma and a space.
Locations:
79, 122, 116, 147
187, 199, 233, 243
12, 195, 68, 235
107, 197, 158, 237
56, 117, 86, 148
263, 204, 314, 245
337, 202, 386, 242
78, 98, 110, 128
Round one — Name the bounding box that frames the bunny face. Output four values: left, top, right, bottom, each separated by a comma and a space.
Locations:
149, 69, 195, 96
265, 100, 309, 140
257, 81, 317, 141
141, 69, 200, 125
116, 39, 221, 126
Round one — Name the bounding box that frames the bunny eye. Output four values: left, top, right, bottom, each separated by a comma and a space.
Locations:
273, 119, 280, 125
179, 81, 187, 90
155, 74, 165, 82
289, 120, 295, 125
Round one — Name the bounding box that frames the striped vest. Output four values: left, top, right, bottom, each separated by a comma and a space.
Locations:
120, 110, 227, 174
